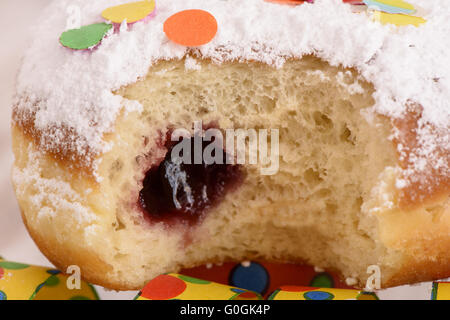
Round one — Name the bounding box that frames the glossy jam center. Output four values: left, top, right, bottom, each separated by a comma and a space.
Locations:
139, 136, 242, 226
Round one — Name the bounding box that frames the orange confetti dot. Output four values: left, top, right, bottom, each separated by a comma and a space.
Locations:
164, 9, 218, 47
264, 0, 305, 5
141, 274, 186, 300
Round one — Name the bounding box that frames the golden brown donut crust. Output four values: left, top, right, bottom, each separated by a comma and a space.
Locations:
12, 57, 450, 290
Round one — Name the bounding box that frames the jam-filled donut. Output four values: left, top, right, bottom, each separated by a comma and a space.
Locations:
11, 0, 450, 290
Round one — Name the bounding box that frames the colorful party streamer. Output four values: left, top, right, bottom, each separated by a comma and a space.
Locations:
0, 259, 98, 300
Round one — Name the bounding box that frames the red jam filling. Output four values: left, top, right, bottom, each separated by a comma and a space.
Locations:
139, 136, 242, 226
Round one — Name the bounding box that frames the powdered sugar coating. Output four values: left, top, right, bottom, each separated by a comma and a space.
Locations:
13, 0, 449, 187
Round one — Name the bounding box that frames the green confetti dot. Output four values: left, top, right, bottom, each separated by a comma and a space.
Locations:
60, 23, 113, 50
177, 275, 211, 284
267, 289, 281, 301
310, 273, 334, 288
0, 261, 30, 270
44, 275, 60, 287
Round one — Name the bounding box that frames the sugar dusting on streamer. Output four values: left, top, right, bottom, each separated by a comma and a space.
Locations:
13, 0, 449, 189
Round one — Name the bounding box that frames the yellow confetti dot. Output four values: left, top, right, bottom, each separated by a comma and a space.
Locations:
372, 11, 426, 27
102, 0, 156, 24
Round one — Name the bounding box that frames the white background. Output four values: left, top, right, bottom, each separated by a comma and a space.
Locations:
0, 0, 434, 300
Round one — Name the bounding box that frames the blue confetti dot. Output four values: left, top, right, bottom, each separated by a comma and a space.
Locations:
231, 288, 246, 294
0, 290, 7, 300
304, 291, 335, 300
229, 262, 269, 294
46, 269, 61, 275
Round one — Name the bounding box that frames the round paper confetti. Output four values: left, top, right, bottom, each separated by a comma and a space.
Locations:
46, 269, 61, 275
164, 9, 218, 47
373, 11, 425, 26
0, 261, 29, 270
364, 0, 415, 15
60, 23, 113, 50
141, 274, 187, 300
44, 275, 60, 287
310, 273, 334, 288
304, 290, 335, 300
264, 0, 305, 5
230, 262, 269, 294
0, 267, 4, 280
343, 0, 365, 4
101, 0, 156, 24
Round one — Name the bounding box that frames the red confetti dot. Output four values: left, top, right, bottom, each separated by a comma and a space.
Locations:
238, 291, 258, 299
279, 285, 317, 292
141, 275, 187, 300
0, 267, 4, 280
264, 0, 304, 5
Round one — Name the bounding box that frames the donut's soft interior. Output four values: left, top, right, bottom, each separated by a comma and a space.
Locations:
13, 56, 405, 289
106, 56, 398, 287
